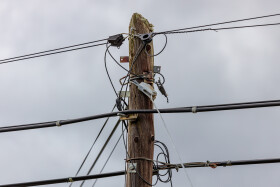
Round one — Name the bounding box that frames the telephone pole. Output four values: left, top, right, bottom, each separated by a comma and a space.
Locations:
127, 13, 155, 187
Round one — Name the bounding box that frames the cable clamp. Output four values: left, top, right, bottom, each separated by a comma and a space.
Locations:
119, 114, 138, 122
56, 120, 62, 127
224, 160, 232, 167
205, 160, 217, 169
108, 34, 124, 47
68, 178, 74, 182
130, 80, 157, 100
128, 163, 137, 173
175, 164, 180, 172
191, 106, 197, 113
137, 33, 154, 44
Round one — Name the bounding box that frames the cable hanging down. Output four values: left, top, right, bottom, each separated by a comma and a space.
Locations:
1, 99, 280, 133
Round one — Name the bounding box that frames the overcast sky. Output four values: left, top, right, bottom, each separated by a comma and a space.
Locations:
0, 0, 280, 187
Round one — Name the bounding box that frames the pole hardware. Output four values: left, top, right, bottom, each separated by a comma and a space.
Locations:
108, 34, 124, 47
119, 113, 138, 122
120, 56, 129, 63
128, 163, 137, 173
130, 80, 157, 100
153, 66, 161, 73
119, 91, 130, 98
156, 79, 169, 103
137, 33, 154, 44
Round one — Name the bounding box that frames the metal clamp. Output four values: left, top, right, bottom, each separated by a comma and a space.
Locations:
137, 33, 154, 44
119, 113, 138, 122
56, 120, 62, 127
130, 80, 157, 100
128, 163, 137, 173
191, 106, 197, 113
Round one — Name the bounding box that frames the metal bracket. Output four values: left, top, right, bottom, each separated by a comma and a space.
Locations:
119, 114, 138, 122
128, 163, 137, 173
137, 33, 154, 44
131, 80, 157, 100
119, 91, 130, 98
120, 56, 129, 63
153, 66, 161, 73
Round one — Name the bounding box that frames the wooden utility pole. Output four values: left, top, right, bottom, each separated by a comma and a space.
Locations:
127, 13, 154, 187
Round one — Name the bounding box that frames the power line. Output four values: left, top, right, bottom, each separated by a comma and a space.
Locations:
80, 120, 120, 187
151, 98, 193, 187
92, 127, 125, 187
159, 158, 280, 170
161, 22, 280, 35
0, 42, 107, 65
69, 105, 116, 187
0, 171, 126, 187
104, 44, 118, 96
155, 13, 280, 34
1, 157, 280, 187
1, 99, 280, 133
0, 38, 108, 62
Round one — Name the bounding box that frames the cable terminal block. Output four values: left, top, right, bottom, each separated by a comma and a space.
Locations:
131, 80, 157, 100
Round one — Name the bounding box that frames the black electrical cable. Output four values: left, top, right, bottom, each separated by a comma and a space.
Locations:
0, 38, 108, 62
80, 120, 121, 187
117, 42, 146, 109
161, 22, 280, 35
69, 105, 116, 187
0, 171, 126, 187
2, 157, 280, 187
158, 158, 280, 170
91, 128, 125, 187
0, 43, 107, 65
154, 140, 173, 186
155, 13, 280, 34
155, 72, 166, 85
107, 43, 130, 73
2, 99, 280, 133
145, 34, 168, 57
104, 44, 118, 96
121, 121, 128, 187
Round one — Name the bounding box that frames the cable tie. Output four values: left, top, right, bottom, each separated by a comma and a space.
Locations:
191, 106, 197, 113
68, 178, 74, 182
226, 160, 232, 166
56, 120, 62, 127
175, 164, 180, 172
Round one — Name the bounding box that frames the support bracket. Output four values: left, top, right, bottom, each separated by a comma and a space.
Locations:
119, 113, 138, 122
128, 163, 137, 173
